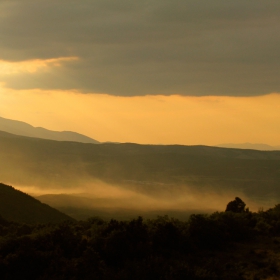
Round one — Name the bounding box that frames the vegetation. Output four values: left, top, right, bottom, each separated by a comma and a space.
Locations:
1, 200, 280, 279
1, 132, 280, 278
226, 197, 247, 213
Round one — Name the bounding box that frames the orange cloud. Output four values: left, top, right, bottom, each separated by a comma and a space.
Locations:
0, 57, 78, 75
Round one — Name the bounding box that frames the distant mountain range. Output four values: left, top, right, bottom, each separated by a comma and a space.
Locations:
218, 143, 280, 151
0, 183, 74, 224
1, 116, 280, 216
1, 116, 279, 151
0, 116, 99, 143
1, 130, 280, 213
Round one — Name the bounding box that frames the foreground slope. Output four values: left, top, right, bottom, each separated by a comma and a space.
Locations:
0, 183, 74, 224
0, 116, 99, 143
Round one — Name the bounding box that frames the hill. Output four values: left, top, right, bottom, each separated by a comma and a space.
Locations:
0, 130, 280, 213
218, 142, 280, 151
0, 183, 74, 224
0, 116, 99, 143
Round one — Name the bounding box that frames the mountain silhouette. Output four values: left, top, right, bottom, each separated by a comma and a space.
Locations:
218, 143, 280, 151
0, 116, 99, 143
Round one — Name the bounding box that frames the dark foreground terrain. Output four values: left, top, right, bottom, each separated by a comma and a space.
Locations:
1, 198, 280, 279
0, 183, 74, 224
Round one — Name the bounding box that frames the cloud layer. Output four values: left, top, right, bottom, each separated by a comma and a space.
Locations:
1, 0, 280, 96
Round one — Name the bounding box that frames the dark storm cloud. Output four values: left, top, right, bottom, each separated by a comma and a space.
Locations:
0, 0, 280, 96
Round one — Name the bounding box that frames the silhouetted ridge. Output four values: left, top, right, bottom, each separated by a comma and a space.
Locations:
218, 142, 280, 151
0, 183, 74, 224
0, 116, 99, 143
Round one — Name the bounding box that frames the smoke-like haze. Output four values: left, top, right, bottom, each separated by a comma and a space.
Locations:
2, 132, 278, 219
15, 179, 265, 215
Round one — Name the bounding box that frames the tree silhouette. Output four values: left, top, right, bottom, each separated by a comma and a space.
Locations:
225, 197, 246, 213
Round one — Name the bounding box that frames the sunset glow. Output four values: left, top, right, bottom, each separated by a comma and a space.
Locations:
0, 57, 78, 75
0, 85, 279, 146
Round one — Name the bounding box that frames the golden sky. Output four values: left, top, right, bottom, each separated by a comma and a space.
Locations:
0, 1, 280, 148
0, 82, 279, 146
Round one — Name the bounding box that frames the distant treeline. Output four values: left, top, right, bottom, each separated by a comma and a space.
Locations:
1, 200, 280, 279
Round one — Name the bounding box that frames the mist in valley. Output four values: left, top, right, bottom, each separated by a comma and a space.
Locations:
14, 178, 267, 220
1, 132, 280, 219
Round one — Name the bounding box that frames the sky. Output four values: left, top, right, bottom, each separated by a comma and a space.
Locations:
0, 0, 279, 145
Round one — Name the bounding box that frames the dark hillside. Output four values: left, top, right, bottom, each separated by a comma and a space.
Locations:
0, 130, 280, 207
0, 183, 74, 224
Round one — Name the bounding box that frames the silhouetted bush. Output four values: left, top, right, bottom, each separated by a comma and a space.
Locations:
226, 197, 246, 213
